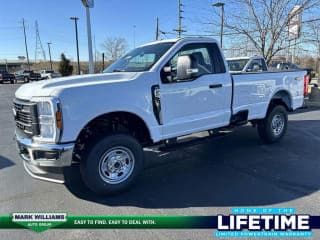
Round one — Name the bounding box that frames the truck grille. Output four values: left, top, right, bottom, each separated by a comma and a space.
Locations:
13, 99, 40, 137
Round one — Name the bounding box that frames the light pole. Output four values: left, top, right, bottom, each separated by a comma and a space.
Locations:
81, 0, 94, 74
22, 18, 31, 71
155, 17, 159, 41
213, 2, 225, 48
70, 17, 81, 75
5, 59, 8, 72
47, 42, 53, 70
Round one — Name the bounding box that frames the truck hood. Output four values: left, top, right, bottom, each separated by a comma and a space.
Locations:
15, 72, 139, 100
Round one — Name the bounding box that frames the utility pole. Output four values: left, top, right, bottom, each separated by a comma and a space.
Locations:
47, 42, 53, 70
133, 25, 136, 48
94, 34, 97, 63
155, 17, 159, 40
5, 59, 8, 72
178, 0, 182, 37
174, 0, 186, 37
102, 52, 105, 71
213, 2, 225, 48
22, 18, 30, 71
70, 17, 81, 75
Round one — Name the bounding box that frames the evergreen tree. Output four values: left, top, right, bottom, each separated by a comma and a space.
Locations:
58, 53, 73, 76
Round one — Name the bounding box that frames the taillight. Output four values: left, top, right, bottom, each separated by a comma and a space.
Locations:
304, 75, 309, 97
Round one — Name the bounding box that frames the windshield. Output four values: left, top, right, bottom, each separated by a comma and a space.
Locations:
227, 59, 249, 71
104, 42, 174, 73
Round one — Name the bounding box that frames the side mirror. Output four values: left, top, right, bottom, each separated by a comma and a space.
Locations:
176, 55, 198, 80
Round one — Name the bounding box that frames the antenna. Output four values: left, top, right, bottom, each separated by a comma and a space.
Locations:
34, 20, 46, 62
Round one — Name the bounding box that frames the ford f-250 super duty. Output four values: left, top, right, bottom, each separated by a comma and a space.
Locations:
13, 38, 307, 195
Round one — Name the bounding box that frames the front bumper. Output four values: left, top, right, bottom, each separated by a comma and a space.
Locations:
15, 134, 75, 183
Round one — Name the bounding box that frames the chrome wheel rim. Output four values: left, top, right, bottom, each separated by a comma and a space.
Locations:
271, 114, 285, 136
98, 146, 135, 184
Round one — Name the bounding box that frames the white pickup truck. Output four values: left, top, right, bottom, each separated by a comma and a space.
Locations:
227, 56, 268, 73
40, 70, 62, 79
14, 38, 307, 195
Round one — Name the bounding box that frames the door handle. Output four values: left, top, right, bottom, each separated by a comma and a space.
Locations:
209, 84, 223, 89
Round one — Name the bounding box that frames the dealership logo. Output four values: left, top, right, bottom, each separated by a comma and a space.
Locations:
12, 213, 67, 232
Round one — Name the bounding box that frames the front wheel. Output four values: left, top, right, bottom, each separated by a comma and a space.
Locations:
80, 134, 144, 195
257, 105, 288, 144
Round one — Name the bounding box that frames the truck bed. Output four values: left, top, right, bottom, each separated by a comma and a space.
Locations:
231, 70, 305, 121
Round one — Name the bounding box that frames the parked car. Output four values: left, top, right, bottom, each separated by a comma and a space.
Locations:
15, 70, 42, 82
0, 70, 15, 84
227, 56, 268, 73
269, 62, 315, 83
14, 37, 306, 195
40, 70, 61, 79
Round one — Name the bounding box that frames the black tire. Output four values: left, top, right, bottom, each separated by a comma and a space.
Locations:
257, 105, 288, 144
24, 77, 29, 83
80, 134, 144, 195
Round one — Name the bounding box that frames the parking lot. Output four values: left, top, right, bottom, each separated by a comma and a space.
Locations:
0, 83, 320, 239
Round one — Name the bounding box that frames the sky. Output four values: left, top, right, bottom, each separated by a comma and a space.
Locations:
0, 0, 319, 62
0, 0, 218, 62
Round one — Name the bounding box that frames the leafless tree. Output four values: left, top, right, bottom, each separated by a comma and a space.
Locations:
102, 37, 128, 62
222, 0, 320, 64
306, 21, 320, 72
307, 21, 320, 55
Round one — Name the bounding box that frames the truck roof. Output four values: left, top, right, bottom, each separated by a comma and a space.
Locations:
140, 37, 218, 47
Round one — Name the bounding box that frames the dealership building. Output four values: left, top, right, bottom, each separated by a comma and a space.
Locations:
0, 59, 31, 72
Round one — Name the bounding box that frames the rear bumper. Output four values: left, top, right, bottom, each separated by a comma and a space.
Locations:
15, 134, 75, 183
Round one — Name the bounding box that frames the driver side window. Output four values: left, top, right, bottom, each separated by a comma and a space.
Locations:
162, 43, 215, 83
170, 46, 212, 72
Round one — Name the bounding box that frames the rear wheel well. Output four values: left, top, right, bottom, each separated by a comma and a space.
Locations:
268, 91, 292, 112
73, 112, 152, 163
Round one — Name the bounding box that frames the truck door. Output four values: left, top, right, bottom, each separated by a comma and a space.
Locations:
159, 42, 232, 139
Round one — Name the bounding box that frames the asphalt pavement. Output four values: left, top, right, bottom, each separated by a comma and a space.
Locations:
0, 83, 319, 240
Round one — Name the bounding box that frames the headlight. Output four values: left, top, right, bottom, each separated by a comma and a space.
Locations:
38, 102, 55, 139
32, 97, 63, 143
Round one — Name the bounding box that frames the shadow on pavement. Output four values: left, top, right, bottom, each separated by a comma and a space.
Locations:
291, 105, 320, 114
64, 119, 320, 208
0, 155, 15, 169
